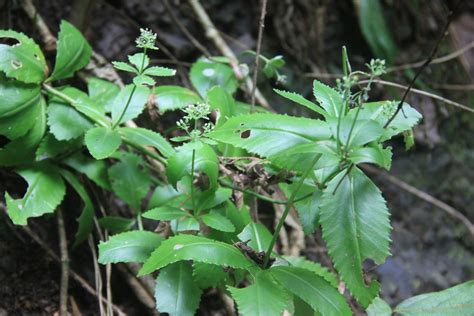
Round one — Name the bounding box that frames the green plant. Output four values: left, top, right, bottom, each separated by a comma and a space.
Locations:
1, 22, 473, 315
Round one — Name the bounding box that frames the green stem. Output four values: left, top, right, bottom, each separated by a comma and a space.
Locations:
137, 212, 144, 230
263, 154, 320, 267
112, 84, 137, 129
218, 179, 312, 205
123, 138, 167, 165
190, 149, 197, 214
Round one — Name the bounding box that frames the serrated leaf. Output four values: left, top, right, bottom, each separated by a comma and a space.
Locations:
313, 80, 343, 117
190, 58, 238, 98
128, 53, 149, 72
166, 142, 219, 189
143, 206, 190, 221
207, 85, 236, 126
139, 234, 255, 275
85, 127, 122, 159
98, 216, 135, 234
274, 88, 326, 116
133, 74, 155, 86
47, 102, 93, 140
87, 77, 120, 112
356, 0, 397, 63
111, 84, 150, 125
193, 262, 229, 289
62, 153, 111, 190
112, 61, 137, 73
207, 113, 331, 157
35, 133, 82, 161
319, 167, 391, 307
155, 262, 202, 316
328, 116, 384, 148
0, 73, 41, 118
98, 230, 163, 264
394, 280, 474, 316
118, 127, 174, 158
367, 297, 392, 316
171, 216, 200, 232
271, 266, 351, 316
0, 97, 47, 166
281, 256, 338, 288
349, 143, 392, 170
154, 85, 203, 113
0, 30, 46, 83
202, 211, 235, 232
49, 21, 92, 81
5, 164, 65, 225
108, 153, 151, 211
147, 184, 182, 209
59, 169, 94, 246
144, 66, 176, 77
237, 223, 272, 252
196, 187, 232, 211
228, 271, 290, 316
351, 101, 422, 141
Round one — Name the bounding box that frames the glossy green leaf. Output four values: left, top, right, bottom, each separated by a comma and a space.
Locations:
271, 266, 351, 316
202, 211, 235, 232
280, 256, 338, 288
5, 164, 65, 225
133, 74, 155, 87
0, 73, 41, 118
36, 133, 82, 161
118, 127, 174, 158
147, 184, 182, 209
59, 169, 94, 246
349, 143, 392, 170
319, 167, 391, 307
85, 127, 122, 159
328, 116, 384, 148
87, 77, 120, 112
143, 206, 189, 221
228, 271, 290, 316
196, 188, 232, 211
144, 66, 176, 77
357, 0, 397, 63
171, 216, 200, 232
351, 101, 422, 141
47, 102, 93, 140
154, 85, 202, 113
313, 80, 343, 117
112, 61, 137, 73
49, 21, 92, 81
237, 223, 272, 252
0, 30, 46, 83
0, 81, 42, 140
128, 53, 149, 72
108, 153, 151, 211
193, 262, 229, 289
62, 153, 111, 190
111, 84, 150, 125
98, 216, 135, 234
190, 58, 238, 98
274, 88, 326, 116
395, 280, 474, 316
207, 85, 236, 126
166, 142, 219, 189
98, 230, 163, 264
155, 262, 202, 316
139, 234, 255, 275
367, 297, 392, 316
207, 113, 331, 157
0, 97, 46, 166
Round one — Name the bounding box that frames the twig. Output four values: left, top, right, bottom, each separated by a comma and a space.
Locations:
362, 165, 474, 237
88, 236, 105, 316
0, 209, 126, 315
57, 209, 70, 316
384, 0, 464, 128
187, 0, 273, 111
18, 0, 56, 51
162, 0, 211, 57
251, 0, 268, 110
116, 264, 156, 310
365, 79, 474, 113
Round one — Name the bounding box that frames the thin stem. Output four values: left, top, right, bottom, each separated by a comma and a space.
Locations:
123, 138, 167, 165
112, 84, 137, 129
57, 208, 70, 316
190, 149, 197, 214
251, 0, 268, 111
218, 179, 313, 205
263, 154, 320, 267
137, 213, 144, 230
